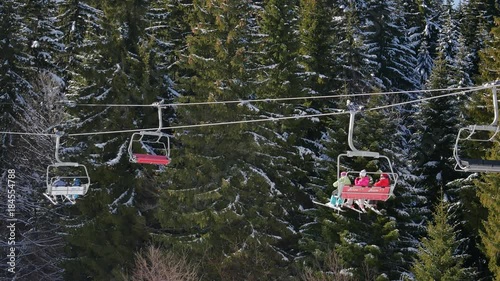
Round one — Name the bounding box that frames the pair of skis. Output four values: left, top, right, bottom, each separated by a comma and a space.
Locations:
313, 201, 345, 212
313, 200, 383, 215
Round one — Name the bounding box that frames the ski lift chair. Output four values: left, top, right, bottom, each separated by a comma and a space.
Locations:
44, 134, 90, 205
128, 105, 171, 165
128, 131, 171, 165
454, 83, 500, 172
336, 110, 398, 202
338, 154, 398, 201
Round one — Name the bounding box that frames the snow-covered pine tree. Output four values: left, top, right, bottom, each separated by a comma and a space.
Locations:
334, 215, 401, 281
416, 38, 434, 86
445, 173, 490, 280
411, 198, 473, 280
416, 0, 444, 60
440, 23, 490, 276
0, 0, 71, 279
0, 72, 69, 281
296, 0, 344, 181
252, 0, 329, 274
359, 0, 420, 92
143, 0, 191, 88
458, 0, 498, 77
154, 0, 299, 279
297, 0, 335, 96
455, 32, 474, 88
404, 6, 469, 279
334, 0, 378, 94
410, 0, 464, 205
476, 173, 500, 280
421, 6, 490, 279
474, 16, 500, 280
478, 17, 500, 81
59, 1, 165, 279
297, 1, 413, 278
294, 0, 347, 263
0, 0, 21, 132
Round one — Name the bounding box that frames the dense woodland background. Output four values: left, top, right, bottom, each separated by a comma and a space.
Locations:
1, 0, 500, 280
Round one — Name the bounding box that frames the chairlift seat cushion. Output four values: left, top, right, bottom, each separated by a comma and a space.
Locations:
133, 154, 171, 165
50, 185, 86, 196
341, 185, 391, 201
462, 158, 500, 167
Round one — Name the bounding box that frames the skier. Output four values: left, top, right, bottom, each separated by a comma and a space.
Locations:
374, 173, 390, 187
354, 170, 370, 186
330, 171, 351, 206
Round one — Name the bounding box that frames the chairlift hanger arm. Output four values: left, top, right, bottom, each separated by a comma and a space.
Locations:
54, 133, 63, 163
156, 105, 163, 132
492, 84, 498, 126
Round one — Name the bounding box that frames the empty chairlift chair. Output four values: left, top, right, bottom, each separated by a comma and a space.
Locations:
128, 131, 171, 165
454, 83, 500, 172
454, 126, 500, 172
128, 104, 171, 165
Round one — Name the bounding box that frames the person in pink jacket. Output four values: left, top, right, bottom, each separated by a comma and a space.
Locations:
346, 169, 370, 211
354, 170, 370, 186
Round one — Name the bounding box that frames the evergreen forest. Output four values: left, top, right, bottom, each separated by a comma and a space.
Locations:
1, 0, 500, 280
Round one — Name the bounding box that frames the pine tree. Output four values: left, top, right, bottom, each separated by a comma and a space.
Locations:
249, 2, 341, 275
333, 214, 401, 280
296, 0, 345, 169
412, 55, 460, 189
60, 1, 159, 279
0, 72, 69, 281
458, 0, 497, 77
416, 38, 434, 86
404, 11, 469, 278
436, 1, 460, 81
257, 0, 299, 97
476, 173, 500, 280
335, 0, 378, 94
417, 0, 444, 59
475, 17, 500, 280
411, 5, 465, 201
360, 0, 420, 92
455, 33, 474, 87
297, 0, 335, 96
0, 0, 21, 131
154, 1, 298, 279
143, 0, 191, 88
0, 0, 70, 279
446, 174, 490, 279
478, 17, 500, 81
413, 0, 443, 85
411, 198, 472, 280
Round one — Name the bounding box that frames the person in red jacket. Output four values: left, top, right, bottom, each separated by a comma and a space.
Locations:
374, 173, 390, 187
